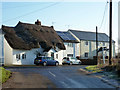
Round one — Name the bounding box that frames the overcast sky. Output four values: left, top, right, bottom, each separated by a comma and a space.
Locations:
1, 0, 118, 51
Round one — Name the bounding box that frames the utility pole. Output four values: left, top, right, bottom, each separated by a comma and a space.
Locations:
96, 26, 98, 63
109, 0, 112, 65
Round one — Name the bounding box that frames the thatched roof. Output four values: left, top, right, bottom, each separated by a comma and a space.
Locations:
2, 20, 65, 51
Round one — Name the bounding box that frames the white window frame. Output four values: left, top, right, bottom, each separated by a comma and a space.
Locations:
22, 54, 26, 59
16, 54, 21, 59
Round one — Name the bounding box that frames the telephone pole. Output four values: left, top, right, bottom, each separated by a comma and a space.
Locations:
96, 26, 98, 63
109, 0, 112, 65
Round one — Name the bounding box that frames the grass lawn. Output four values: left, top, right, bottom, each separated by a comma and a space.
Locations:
0, 67, 12, 83
85, 65, 102, 73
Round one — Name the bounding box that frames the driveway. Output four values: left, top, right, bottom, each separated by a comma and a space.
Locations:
2, 65, 116, 89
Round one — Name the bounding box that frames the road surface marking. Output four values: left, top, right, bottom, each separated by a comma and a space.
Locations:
67, 78, 86, 88
49, 71, 56, 77
60, 81, 70, 88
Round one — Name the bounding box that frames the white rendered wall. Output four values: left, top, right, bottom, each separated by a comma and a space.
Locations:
54, 50, 64, 65
13, 49, 35, 65
4, 38, 13, 66
54, 42, 77, 65
13, 48, 43, 65
80, 40, 115, 59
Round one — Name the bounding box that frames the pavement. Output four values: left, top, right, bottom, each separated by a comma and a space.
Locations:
2, 65, 119, 89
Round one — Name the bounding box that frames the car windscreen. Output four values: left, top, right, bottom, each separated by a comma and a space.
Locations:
63, 57, 67, 59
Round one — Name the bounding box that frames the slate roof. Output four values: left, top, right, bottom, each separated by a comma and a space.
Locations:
1, 20, 65, 51
69, 29, 115, 43
56, 31, 78, 43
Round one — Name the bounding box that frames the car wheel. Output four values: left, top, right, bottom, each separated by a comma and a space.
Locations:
43, 62, 47, 66
79, 62, 81, 65
69, 62, 72, 65
62, 63, 64, 65
55, 62, 59, 66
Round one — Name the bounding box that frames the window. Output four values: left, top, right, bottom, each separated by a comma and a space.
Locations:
103, 42, 105, 46
85, 53, 88, 57
67, 54, 73, 57
85, 41, 88, 45
22, 54, 26, 59
68, 43, 73, 47
16, 54, 21, 59
71, 43, 73, 47
16, 54, 18, 59
56, 54, 58, 59
18, 54, 20, 59
67, 58, 69, 61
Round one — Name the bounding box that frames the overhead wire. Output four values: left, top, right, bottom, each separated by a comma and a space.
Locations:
1, 2, 61, 24
2, 3, 49, 10
99, 1, 109, 30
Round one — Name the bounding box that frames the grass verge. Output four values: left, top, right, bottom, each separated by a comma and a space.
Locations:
0, 67, 12, 83
85, 65, 102, 73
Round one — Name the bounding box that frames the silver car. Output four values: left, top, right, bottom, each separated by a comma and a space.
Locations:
62, 57, 81, 65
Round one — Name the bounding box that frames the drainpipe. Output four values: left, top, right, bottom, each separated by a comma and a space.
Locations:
73, 43, 75, 57
80, 40, 81, 59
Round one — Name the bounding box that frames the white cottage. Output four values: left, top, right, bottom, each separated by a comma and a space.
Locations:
1, 20, 65, 66
69, 29, 115, 59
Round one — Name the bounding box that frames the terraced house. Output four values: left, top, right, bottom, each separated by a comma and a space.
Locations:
68, 30, 115, 59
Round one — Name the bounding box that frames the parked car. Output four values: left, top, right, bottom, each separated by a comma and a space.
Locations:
62, 57, 81, 65
34, 56, 59, 66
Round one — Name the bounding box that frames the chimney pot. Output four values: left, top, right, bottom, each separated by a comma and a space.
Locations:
35, 19, 41, 25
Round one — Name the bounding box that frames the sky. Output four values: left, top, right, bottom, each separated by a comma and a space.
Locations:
1, 0, 119, 51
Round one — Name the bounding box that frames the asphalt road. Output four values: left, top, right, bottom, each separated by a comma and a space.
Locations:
3, 65, 117, 89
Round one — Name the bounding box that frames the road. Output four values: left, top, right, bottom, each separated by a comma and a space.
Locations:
2, 65, 116, 89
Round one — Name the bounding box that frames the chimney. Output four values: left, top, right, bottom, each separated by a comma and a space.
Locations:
35, 19, 41, 25
51, 26, 54, 28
